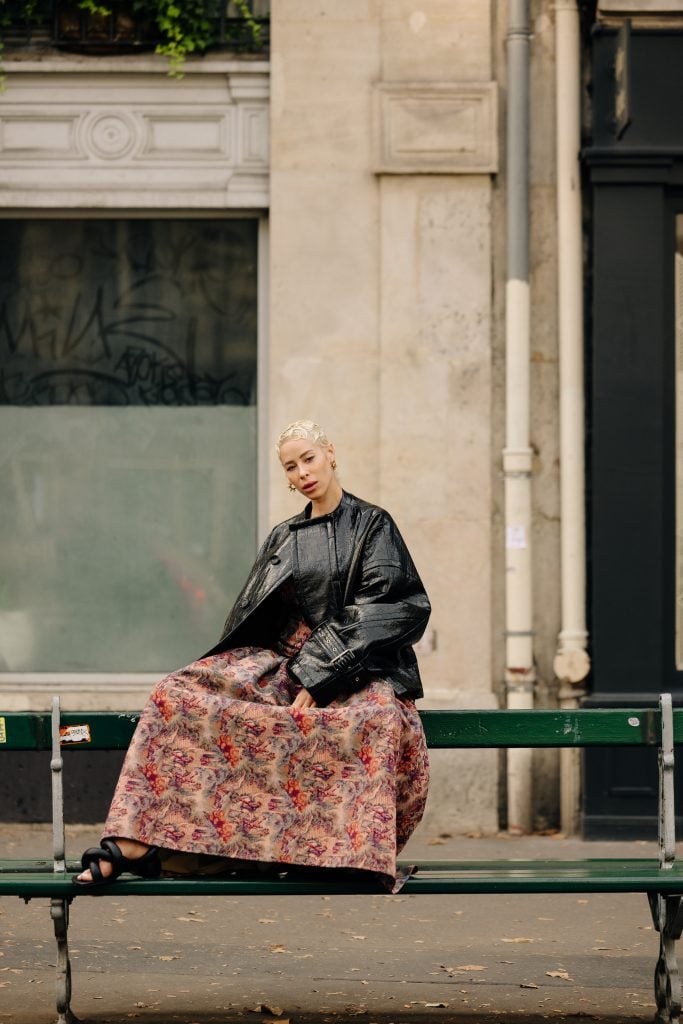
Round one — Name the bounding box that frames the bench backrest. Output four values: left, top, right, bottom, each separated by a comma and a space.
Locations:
0, 706, 679, 750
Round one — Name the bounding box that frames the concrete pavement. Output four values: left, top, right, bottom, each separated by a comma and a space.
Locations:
0, 823, 664, 1023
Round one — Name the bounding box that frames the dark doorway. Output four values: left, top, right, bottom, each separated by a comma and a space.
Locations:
584, 27, 683, 836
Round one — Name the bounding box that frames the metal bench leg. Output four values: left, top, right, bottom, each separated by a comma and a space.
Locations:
49, 698, 79, 1022
650, 893, 683, 1023
50, 897, 78, 1024
649, 697, 682, 1022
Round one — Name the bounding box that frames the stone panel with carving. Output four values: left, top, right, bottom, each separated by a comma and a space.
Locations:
374, 82, 498, 175
0, 61, 270, 208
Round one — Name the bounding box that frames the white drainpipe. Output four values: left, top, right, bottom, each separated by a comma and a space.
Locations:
504, 0, 535, 835
553, 0, 591, 835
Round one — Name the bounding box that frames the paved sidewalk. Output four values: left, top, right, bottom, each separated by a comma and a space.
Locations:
1, 823, 664, 1023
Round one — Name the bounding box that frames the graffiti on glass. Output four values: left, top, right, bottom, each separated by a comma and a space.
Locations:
0, 221, 257, 406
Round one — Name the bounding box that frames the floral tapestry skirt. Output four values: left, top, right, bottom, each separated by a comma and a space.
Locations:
104, 621, 430, 883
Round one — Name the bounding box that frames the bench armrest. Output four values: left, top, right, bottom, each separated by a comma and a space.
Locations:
50, 697, 66, 875
659, 693, 676, 870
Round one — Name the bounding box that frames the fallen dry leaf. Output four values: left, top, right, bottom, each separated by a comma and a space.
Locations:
546, 970, 573, 981
440, 963, 486, 975
258, 919, 276, 924
502, 937, 534, 944
425, 1002, 449, 1008
253, 1004, 284, 1016
520, 982, 539, 989
269, 944, 287, 954
158, 955, 182, 961
427, 837, 447, 846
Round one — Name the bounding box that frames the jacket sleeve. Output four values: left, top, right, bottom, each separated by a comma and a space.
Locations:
218, 529, 276, 638
287, 512, 430, 706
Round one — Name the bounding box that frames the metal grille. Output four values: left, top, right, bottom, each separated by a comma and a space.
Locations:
3, 1, 269, 55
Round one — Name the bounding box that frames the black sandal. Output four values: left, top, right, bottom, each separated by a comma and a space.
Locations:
72, 838, 161, 888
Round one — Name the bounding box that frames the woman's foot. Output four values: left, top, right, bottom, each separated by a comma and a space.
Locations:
73, 837, 161, 887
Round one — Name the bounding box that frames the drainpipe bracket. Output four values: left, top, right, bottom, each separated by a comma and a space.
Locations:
503, 447, 533, 476
505, 670, 536, 692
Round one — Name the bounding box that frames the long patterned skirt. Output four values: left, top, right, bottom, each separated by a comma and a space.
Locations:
104, 623, 429, 884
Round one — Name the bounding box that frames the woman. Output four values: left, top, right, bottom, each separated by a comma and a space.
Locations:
75, 420, 430, 889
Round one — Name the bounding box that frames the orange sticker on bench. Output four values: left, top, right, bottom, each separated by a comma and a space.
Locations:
59, 724, 91, 745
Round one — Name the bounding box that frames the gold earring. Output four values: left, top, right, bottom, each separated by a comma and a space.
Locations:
332, 460, 337, 470
288, 483, 296, 492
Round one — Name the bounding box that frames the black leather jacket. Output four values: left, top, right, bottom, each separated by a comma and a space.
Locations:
202, 491, 430, 706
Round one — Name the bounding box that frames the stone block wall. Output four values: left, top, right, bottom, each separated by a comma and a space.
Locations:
269, 0, 505, 833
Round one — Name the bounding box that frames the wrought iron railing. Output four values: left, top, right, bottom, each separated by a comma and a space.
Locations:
2, 1, 269, 55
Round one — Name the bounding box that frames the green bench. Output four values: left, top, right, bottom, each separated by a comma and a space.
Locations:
2, 696, 683, 1024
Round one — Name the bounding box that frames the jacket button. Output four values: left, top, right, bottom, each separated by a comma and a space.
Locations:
240, 599, 251, 608
270, 555, 281, 565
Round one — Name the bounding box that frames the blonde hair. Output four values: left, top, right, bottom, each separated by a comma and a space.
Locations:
276, 419, 330, 454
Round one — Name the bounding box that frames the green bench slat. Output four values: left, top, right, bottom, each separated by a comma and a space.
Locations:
421, 709, 664, 748
2, 859, 683, 898
0, 713, 51, 750
0, 711, 140, 750
0, 707, 671, 750
0, 860, 54, 873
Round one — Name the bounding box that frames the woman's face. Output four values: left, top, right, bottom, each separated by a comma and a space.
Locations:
279, 438, 337, 504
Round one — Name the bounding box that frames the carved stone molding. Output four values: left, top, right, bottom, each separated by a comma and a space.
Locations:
83, 111, 139, 159
0, 60, 270, 208
374, 82, 498, 175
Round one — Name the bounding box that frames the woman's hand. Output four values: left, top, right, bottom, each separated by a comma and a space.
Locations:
292, 687, 317, 710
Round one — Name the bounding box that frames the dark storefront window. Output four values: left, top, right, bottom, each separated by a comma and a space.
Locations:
0, 218, 258, 673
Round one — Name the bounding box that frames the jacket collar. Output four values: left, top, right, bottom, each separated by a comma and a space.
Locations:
288, 489, 352, 530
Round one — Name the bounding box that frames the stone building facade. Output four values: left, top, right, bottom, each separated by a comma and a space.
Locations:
3, 1, 680, 834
